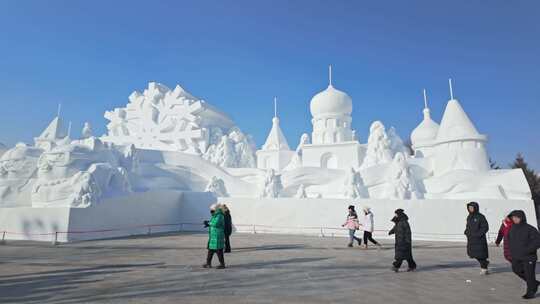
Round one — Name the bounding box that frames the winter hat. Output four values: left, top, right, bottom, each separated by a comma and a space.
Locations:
209, 203, 218, 211
395, 208, 404, 215
348, 205, 356, 210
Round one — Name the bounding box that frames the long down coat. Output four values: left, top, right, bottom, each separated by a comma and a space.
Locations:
207, 209, 225, 250
464, 202, 489, 259
389, 213, 413, 260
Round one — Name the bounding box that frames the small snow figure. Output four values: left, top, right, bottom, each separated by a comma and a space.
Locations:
284, 133, 310, 171
260, 169, 282, 198
295, 184, 307, 198
343, 167, 367, 199
81, 122, 93, 139
360, 121, 393, 169
205, 176, 228, 197
384, 152, 421, 199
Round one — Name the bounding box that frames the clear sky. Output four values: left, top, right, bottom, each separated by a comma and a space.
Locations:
0, 1, 538, 169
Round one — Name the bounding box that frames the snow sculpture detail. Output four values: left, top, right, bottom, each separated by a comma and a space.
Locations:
260, 169, 283, 198
384, 152, 422, 199
81, 122, 93, 139
360, 121, 394, 169
343, 167, 368, 198
295, 184, 308, 198
205, 176, 228, 197
103, 82, 208, 153
388, 126, 410, 156
102, 82, 256, 167
283, 133, 310, 171
203, 127, 256, 168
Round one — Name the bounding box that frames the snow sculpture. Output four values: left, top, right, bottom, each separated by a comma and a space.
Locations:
283, 133, 310, 171
81, 122, 93, 139
102, 82, 254, 159
260, 169, 282, 198
256, 102, 294, 171
205, 176, 228, 197
295, 184, 308, 198
360, 121, 393, 169
384, 152, 422, 199
410, 89, 440, 158
203, 127, 256, 168
432, 89, 489, 175
343, 167, 368, 198
387, 126, 410, 156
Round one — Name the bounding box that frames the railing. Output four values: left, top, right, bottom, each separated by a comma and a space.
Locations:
0, 222, 494, 245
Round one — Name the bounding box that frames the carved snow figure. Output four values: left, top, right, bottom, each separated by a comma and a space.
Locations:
123, 144, 139, 173
205, 176, 228, 197
361, 121, 393, 169
295, 184, 308, 198
344, 167, 368, 198
385, 152, 422, 199
71, 172, 101, 207
387, 126, 410, 156
81, 122, 93, 139
260, 169, 282, 198
229, 127, 256, 168
203, 127, 256, 168
283, 133, 310, 171
105, 109, 130, 136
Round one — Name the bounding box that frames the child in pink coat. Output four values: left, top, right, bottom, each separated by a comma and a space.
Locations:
342, 205, 362, 247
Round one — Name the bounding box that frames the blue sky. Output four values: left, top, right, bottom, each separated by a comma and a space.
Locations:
0, 1, 538, 169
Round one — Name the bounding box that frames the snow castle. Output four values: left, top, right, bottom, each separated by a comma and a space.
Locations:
0, 71, 535, 242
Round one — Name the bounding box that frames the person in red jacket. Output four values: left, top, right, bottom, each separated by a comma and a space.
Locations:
495, 214, 513, 262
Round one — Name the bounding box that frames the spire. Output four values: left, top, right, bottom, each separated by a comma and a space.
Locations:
328, 65, 333, 87
263, 97, 290, 151
422, 89, 431, 120
57, 103, 62, 117
67, 121, 72, 138
274, 96, 277, 118
448, 78, 454, 100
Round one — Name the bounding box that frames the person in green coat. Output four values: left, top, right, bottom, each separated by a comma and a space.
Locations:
203, 204, 226, 269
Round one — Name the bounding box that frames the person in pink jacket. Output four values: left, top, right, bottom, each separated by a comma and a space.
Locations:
342, 205, 362, 247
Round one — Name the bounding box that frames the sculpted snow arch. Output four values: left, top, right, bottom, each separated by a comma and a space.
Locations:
320, 152, 338, 169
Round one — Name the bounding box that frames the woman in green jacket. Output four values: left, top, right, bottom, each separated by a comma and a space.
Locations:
203, 204, 226, 269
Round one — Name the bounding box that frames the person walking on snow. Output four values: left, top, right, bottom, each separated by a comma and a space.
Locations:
495, 214, 513, 263
389, 209, 416, 272
361, 207, 382, 249
202, 204, 226, 269
342, 205, 362, 247
464, 202, 490, 275
221, 204, 233, 253
508, 210, 540, 300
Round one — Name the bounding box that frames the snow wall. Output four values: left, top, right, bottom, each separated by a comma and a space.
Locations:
0, 191, 215, 242
0, 193, 535, 243
216, 197, 537, 242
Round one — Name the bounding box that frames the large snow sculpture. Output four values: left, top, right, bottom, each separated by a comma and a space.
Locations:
102, 82, 256, 166
360, 121, 393, 169
0, 115, 136, 208
260, 169, 283, 198
343, 167, 368, 198
384, 152, 422, 199
205, 176, 228, 197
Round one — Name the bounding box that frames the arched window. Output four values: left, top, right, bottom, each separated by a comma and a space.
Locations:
321, 152, 338, 169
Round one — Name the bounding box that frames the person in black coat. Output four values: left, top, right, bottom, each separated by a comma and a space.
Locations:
221, 204, 233, 253
389, 209, 416, 272
508, 210, 540, 299
464, 201, 490, 274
